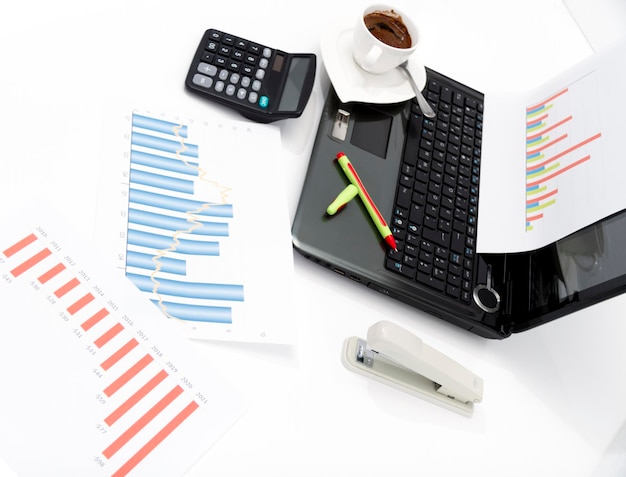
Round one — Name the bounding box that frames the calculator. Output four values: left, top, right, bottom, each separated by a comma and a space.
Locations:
185, 29, 317, 123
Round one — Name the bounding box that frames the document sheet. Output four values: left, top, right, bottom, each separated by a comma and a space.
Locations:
0, 207, 247, 476
478, 38, 626, 253
96, 107, 296, 343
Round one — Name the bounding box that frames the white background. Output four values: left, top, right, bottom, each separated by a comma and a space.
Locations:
1, 0, 626, 476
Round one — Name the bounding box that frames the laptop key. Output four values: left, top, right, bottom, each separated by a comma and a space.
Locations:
416, 272, 445, 292
446, 284, 461, 299
396, 186, 411, 209
422, 227, 450, 248
387, 258, 416, 279
451, 231, 464, 253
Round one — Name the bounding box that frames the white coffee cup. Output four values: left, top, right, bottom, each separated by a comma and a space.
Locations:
352, 4, 419, 75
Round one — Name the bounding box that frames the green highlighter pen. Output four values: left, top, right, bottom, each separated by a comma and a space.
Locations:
326, 184, 359, 215
328, 152, 398, 251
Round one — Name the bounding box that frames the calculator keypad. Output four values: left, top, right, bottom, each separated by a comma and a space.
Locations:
191, 29, 273, 109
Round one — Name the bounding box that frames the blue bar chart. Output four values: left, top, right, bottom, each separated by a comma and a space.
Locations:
96, 107, 294, 343
525, 73, 602, 232
125, 113, 242, 325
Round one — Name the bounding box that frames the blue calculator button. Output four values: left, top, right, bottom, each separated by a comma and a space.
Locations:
259, 96, 269, 109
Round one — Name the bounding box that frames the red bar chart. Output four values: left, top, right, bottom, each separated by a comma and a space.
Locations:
0, 216, 245, 476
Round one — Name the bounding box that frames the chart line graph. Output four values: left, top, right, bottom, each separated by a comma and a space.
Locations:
96, 106, 294, 343
124, 113, 241, 324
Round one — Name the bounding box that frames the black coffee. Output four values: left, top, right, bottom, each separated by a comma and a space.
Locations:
364, 10, 412, 49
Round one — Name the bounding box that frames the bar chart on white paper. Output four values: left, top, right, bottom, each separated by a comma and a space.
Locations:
525, 72, 603, 232
0, 211, 246, 476
125, 113, 243, 325
97, 108, 295, 343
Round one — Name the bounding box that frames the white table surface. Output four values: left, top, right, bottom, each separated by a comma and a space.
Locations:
1, 1, 625, 476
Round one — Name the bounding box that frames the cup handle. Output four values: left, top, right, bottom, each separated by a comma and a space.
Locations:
362, 45, 383, 69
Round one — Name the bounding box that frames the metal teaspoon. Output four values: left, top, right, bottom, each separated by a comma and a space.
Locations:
399, 60, 436, 118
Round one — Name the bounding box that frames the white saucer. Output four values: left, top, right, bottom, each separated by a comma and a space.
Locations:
320, 19, 427, 104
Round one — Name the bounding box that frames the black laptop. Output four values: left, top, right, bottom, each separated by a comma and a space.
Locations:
292, 67, 626, 339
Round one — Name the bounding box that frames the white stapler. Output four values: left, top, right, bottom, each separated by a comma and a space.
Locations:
341, 321, 484, 417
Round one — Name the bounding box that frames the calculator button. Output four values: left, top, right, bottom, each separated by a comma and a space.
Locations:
197, 62, 217, 76
259, 96, 269, 108
229, 73, 240, 84
263, 47, 272, 58
218, 69, 229, 81
215, 81, 225, 93
192, 74, 213, 89
248, 92, 258, 104
222, 34, 235, 46
237, 88, 247, 100
219, 45, 231, 56
235, 39, 247, 50
249, 44, 261, 55
225, 85, 236, 96
241, 77, 251, 88
255, 69, 265, 80
206, 41, 219, 52
208, 31, 221, 41
252, 80, 261, 91
259, 58, 269, 69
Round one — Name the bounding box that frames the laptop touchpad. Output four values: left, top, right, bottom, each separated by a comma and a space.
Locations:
350, 105, 392, 159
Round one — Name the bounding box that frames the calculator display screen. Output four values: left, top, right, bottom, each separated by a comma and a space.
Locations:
278, 57, 311, 112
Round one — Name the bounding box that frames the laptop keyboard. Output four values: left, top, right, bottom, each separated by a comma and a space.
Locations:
385, 70, 483, 304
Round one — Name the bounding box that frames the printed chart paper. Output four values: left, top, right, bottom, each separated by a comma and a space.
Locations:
477, 38, 626, 253
96, 107, 296, 343
0, 209, 247, 476
524, 72, 603, 232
